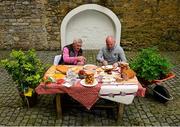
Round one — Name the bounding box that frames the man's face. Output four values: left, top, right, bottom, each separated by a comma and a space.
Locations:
106, 38, 115, 50
73, 42, 82, 52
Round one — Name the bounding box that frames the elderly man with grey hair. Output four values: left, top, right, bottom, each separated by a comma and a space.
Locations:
97, 35, 127, 67
58, 38, 86, 65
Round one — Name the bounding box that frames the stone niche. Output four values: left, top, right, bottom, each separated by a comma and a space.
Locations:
61, 4, 121, 50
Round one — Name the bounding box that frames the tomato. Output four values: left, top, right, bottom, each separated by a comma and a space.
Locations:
56, 79, 65, 84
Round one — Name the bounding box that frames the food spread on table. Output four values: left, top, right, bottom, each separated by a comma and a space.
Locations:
83, 64, 97, 70
80, 79, 98, 87
36, 63, 146, 109
78, 69, 86, 79
70, 66, 83, 74
85, 71, 95, 84
56, 65, 69, 74
52, 73, 65, 79
102, 65, 114, 70
121, 69, 136, 80
119, 62, 136, 80
101, 65, 115, 74
45, 63, 136, 87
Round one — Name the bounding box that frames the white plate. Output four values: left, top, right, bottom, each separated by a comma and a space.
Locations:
102, 65, 113, 69
102, 65, 119, 71
80, 79, 98, 87
83, 64, 97, 70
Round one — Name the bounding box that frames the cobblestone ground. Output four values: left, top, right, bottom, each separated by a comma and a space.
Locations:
0, 50, 179, 126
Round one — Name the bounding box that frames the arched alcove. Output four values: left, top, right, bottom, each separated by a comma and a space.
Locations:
61, 4, 121, 50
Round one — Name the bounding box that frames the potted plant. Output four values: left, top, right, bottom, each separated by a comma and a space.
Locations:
0, 49, 47, 107
130, 47, 173, 84
130, 47, 174, 103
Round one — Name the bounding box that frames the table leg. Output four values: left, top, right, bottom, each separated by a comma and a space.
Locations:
117, 103, 124, 123
56, 94, 62, 119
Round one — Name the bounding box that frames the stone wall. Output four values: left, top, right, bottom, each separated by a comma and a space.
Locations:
0, 0, 47, 50
0, 0, 179, 51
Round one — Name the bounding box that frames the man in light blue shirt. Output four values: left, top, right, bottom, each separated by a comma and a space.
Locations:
96, 35, 127, 67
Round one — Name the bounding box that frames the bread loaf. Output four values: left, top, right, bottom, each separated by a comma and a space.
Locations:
121, 69, 136, 80
56, 65, 69, 74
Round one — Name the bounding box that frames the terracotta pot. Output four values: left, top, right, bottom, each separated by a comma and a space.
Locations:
151, 73, 175, 84
138, 72, 175, 87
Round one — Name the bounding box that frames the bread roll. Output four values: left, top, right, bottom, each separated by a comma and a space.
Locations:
121, 69, 136, 80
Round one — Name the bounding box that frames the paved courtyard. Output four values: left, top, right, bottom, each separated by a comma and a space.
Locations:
0, 50, 179, 126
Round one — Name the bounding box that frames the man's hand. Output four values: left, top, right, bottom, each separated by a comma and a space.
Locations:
77, 56, 86, 62
102, 60, 108, 66
113, 62, 119, 68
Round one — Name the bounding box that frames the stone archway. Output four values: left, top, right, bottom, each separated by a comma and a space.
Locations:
61, 4, 121, 50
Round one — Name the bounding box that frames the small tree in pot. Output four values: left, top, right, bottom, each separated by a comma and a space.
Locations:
0, 49, 47, 107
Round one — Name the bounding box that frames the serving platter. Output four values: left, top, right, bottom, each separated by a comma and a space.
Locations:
102, 65, 118, 71
83, 64, 97, 70
80, 79, 98, 87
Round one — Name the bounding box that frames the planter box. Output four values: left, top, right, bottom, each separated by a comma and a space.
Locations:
151, 73, 175, 84
139, 72, 175, 87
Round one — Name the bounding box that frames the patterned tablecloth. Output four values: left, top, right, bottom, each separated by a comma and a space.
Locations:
35, 65, 146, 109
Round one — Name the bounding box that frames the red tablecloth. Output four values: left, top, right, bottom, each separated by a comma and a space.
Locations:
36, 79, 102, 109
35, 65, 146, 109
35, 80, 145, 109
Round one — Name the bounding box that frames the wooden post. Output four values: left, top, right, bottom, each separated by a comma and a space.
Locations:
56, 94, 62, 119
117, 103, 124, 123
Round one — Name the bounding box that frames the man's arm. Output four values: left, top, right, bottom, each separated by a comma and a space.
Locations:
96, 48, 105, 63
113, 46, 127, 67
63, 47, 78, 64
118, 46, 127, 62
97, 48, 108, 65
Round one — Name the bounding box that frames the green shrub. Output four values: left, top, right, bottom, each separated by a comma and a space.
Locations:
130, 47, 173, 81
0, 49, 47, 92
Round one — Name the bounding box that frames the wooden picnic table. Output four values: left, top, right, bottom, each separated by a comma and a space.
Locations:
35, 65, 146, 122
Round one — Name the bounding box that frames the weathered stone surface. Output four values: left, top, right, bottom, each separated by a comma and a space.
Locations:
0, 0, 179, 51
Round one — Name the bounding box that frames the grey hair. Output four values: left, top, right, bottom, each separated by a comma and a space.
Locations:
73, 38, 83, 44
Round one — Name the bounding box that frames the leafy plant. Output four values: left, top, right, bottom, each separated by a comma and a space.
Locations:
130, 47, 173, 82
0, 49, 47, 92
